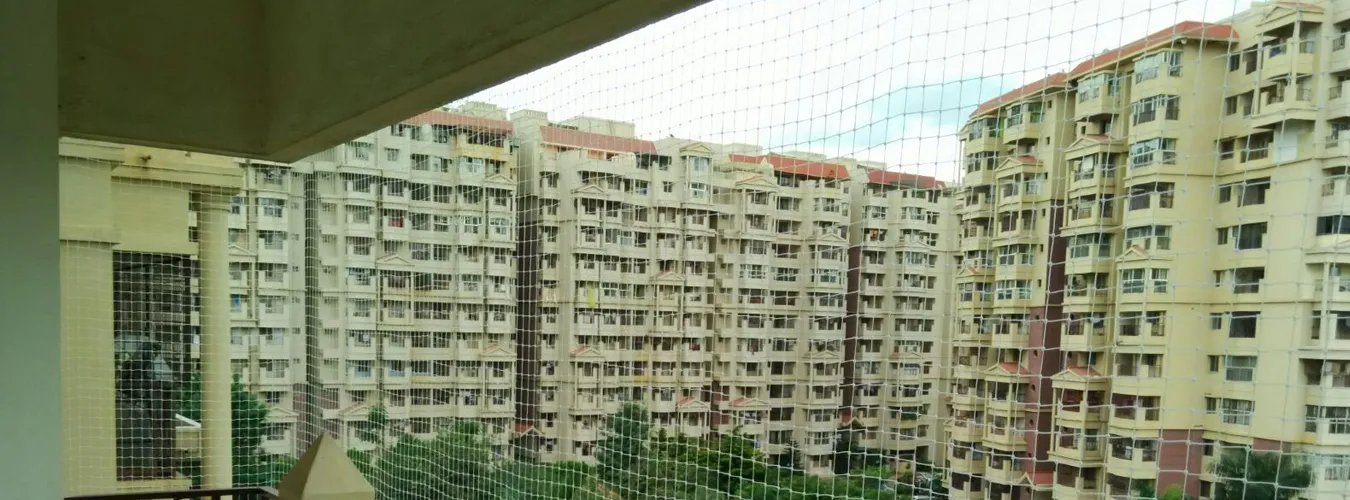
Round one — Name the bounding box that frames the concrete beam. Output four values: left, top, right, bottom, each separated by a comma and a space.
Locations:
58, 0, 707, 162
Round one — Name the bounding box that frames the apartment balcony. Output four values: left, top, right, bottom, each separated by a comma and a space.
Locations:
1260, 42, 1317, 82
1060, 329, 1110, 352
983, 425, 1026, 449
1063, 287, 1112, 307
1250, 90, 1317, 129
1106, 405, 1162, 433
1003, 118, 1043, 144
1075, 88, 1124, 119
1305, 384, 1350, 408
952, 388, 984, 409
948, 450, 986, 475
962, 167, 992, 187
1109, 369, 1166, 397
1050, 437, 1106, 467
994, 225, 1038, 243
993, 294, 1034, 310
960, 232, 993, 252
1062, 208, 1120, 233
1302, 277, 1350, 305
1106, 452, 1159, 480
1053, 478, 1103, 500
986, 461, 1026, 486
952, 364, 986, 381
966, 130, 1003, 153
990, 330, 1030, 349
950, 421, 985, 442
959, 196, 994, 216
955, 293, 994, 313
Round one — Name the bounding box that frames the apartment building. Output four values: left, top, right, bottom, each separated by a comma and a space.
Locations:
847, 164, 959, 465
509, 110, 954, 472
223, 102, 519, 456
949, 3, 1350, 500
510, 111, 720, 462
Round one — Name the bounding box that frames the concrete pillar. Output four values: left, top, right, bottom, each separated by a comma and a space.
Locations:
199, 192, 234, 488
59, 158, 119, 495
0, 1, 60, 499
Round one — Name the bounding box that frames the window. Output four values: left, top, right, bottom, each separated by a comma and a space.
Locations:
1232, 178, 1270, 207
410, 154, 429, 171
385, 148, 400, 162
1219, 398, 1254, 426
686, 156, 710, 172
1120, 269, 1145, 294
1077, 73, 1119, 101
347, 142, 373, 161
1321, 216, 1350, 235
1131, 95, 1180, 125
1227, 223, 1267, 250
1129, 138, 1178, 168
1326, 456, 1350, 481
259, 198, 285, 218
1229, 312, 1259, 338
1225, 356, 1257, 382
490, 217, 510, 236
689, 183, 708, 199
1151, 268, 1170, 293
1124, 225, 1171, 250
1134, 50, 1182, 82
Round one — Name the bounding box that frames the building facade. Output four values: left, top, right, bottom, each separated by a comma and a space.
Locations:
218, 102, 954, 475
224, 102, 520, 456
949, 3, 1350, 499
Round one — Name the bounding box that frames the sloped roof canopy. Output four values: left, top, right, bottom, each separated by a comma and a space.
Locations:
58, 0, 707, 162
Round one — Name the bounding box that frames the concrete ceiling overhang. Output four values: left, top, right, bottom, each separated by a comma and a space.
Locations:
58, 0, 707, 162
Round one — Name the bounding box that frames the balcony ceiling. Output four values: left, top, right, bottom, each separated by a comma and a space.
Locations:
58, 0, 705, 162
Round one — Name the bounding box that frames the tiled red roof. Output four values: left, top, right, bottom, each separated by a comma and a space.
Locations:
570, 345, 592, 356
971, 73, 1068, 117
997, 362, 1033, 375
1028, 471, 1055, 486
727, 154, 763, 164
677, 396, 698, 407
765, 154, 850, 180
866, 169, 945, 189
1067, 366, 1103, 377
729, 153, 851, 180
406, 110, 513, 134
541, 126, 657, 154
1009, 155, 1040, 165
515, 422, 535, 434
1069, 22, 1236, 78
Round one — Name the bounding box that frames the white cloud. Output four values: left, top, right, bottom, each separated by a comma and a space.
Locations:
468, 0, 1253, 181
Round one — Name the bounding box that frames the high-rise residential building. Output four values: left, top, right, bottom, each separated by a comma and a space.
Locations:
221, 102, 952, 476
224, 102, 520, 456
949, 3, 1350, 499
846, 163, 959, 465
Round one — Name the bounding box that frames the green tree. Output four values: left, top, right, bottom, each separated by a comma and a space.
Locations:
495, 460, 595, 500
1159, 484, 1191, 500
596, 402, 651, 496
705, 429, 769, 494
1133, 479, 1157, 499
735, 474, 881, 500
1212, 448, 1312, 500
355, 402, 389, 446
773, 440, 806, 475
371, 420, 497, 500
176, 372, 282, 486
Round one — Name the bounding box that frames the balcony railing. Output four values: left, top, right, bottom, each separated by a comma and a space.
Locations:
66, 487, 279, 500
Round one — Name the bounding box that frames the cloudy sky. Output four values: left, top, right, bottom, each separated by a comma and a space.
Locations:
467, 0, 1253, 181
